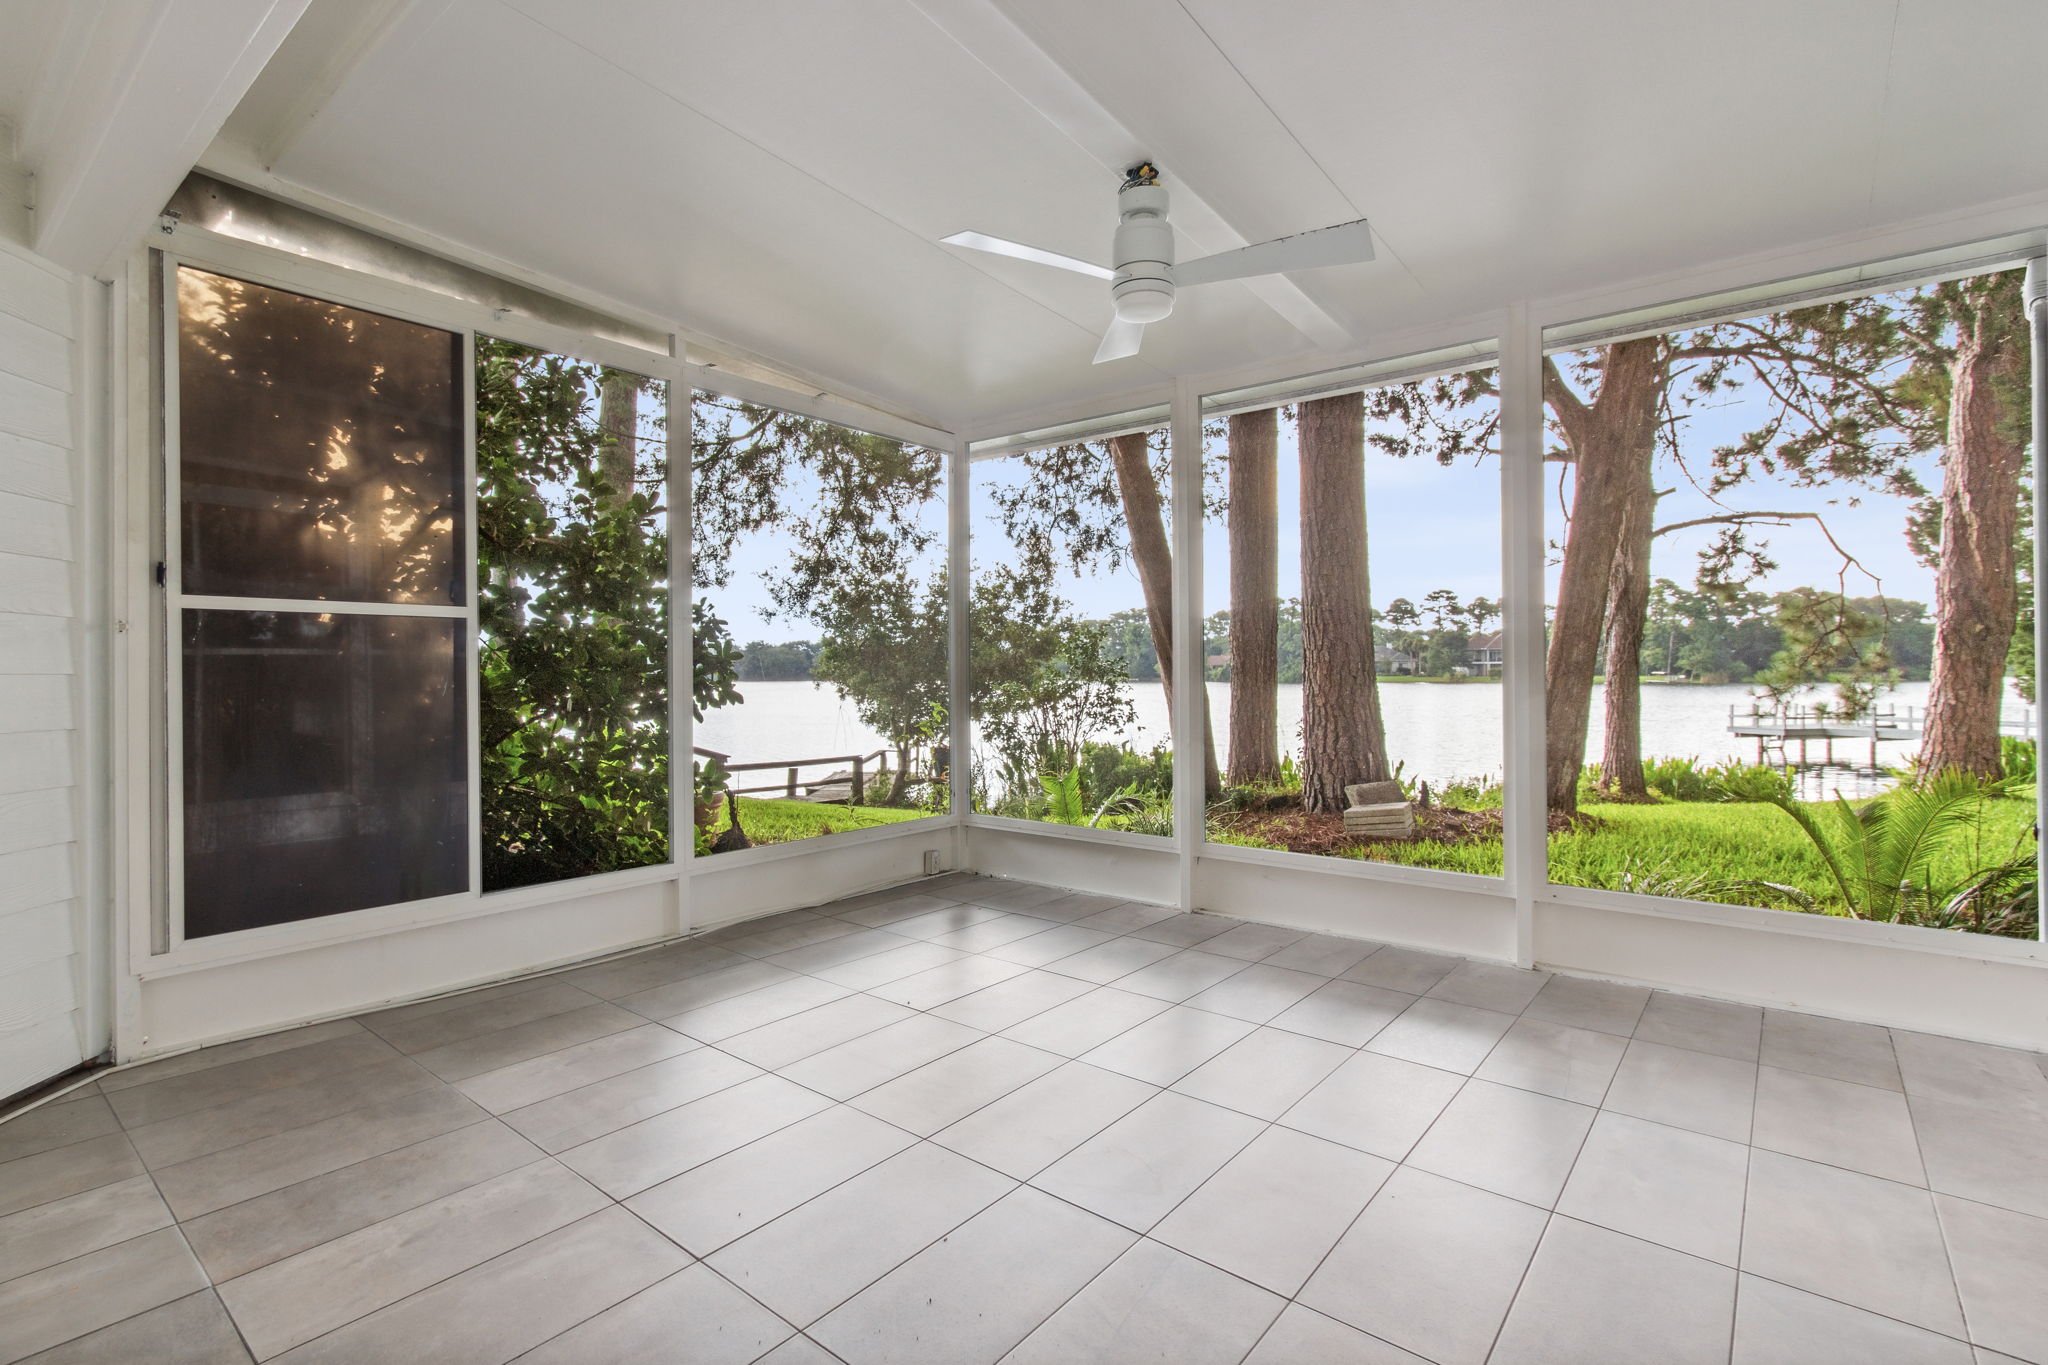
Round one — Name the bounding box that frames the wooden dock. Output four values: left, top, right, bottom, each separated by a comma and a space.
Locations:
1728, 703, 2034, 765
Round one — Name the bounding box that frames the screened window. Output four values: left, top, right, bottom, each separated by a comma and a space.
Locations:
1543, 269, 2038, 939
1199, 365, 1502, 873
174, 267, 469, 936
691, 390, 948, 853
969, 420, 1178, 836
178, 268, 464, 605
476, 340, 671, 889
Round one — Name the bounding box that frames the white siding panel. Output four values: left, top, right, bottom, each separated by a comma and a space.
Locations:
0, 371, 69, 448
0, 551, 72, 615
0, 1017, 85, 1095
0, 845, 75, 916
0, 249, 71, 338
0, 432, 72, 503
0, 676, 73, 732
0, 731, 73, 794
0, 789, 74, 856
0, 901, 77, 967
0, 311, 70, 393
0, 614, 70, 673
0, 957, 75, 1033
0, 489, 73, 559
0, 239, 86, 1096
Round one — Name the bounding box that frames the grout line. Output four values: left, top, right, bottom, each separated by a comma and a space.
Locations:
121, 1053, 448, 1176
167, 1113, 519, 1249
227, 1190, 631, 1361
9, 877, 2041, 1363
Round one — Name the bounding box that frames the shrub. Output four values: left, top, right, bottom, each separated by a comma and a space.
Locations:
1079, 741, 1174, 804
2000, 736, 2036, 785
1713, 765, 2037, 935
1642, 755, 1718, 802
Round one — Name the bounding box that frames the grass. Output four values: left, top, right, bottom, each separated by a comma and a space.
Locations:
702, 795, 935, 849
1550, 798, 2035, 906
1211, 794, 2037, 915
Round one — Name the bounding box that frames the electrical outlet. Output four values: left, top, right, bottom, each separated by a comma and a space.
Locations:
923, 849, 945, 876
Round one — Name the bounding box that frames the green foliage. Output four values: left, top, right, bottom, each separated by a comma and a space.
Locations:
2000, 736, 2037, 784
691, 393, 943, 614
1713, 766, 2037, 934
1037, 767, 1085, 825
1100, 608, 1161, 680
810, 571, 950, 804
700, 795, 929, 848
1752, 588, 1900, 720
476, 339, 684, 889
1079, 741, 1174, 803
972, 567, 1137, 803
1640, 755, 1720, 802
735, 639, 818, 680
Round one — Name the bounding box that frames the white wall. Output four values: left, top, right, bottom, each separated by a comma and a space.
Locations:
0, 232, 96, 1096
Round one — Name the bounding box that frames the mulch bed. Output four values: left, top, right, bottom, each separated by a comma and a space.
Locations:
1214, 800, 1587, 857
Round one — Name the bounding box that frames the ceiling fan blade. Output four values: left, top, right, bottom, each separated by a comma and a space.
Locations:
1093, 316, 1146, 364
941, 230, 1116, 281
1174, 218, 1375, 288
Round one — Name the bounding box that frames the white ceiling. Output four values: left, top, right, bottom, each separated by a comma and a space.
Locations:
18, 0, 2048, 431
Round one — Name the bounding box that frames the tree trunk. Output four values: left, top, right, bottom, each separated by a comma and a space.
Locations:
1106, 432, 1222, 798
1297, 393, 1389, 811
596, 369, 643, 516
1598, 469, 1657, 796
888, 742, 909, 805
1227, 408, 1282, 784
1544, 339, 1666, 814
1921, 308, 2027, 778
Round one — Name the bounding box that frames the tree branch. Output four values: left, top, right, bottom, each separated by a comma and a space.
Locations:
1541, 355, 1591, 454
1652, 509, 1884, 597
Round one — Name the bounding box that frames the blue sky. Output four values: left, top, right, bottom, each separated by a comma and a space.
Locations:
700, 362, 1946, 645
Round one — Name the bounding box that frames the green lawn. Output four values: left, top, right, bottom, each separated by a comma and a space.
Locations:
701, 795, 936, 850
1214, 795, 2037, 917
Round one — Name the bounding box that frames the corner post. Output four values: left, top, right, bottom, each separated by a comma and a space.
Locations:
1500, 305, 1547, 966
2026, 257, 2046, 943
1170, 377, 1204, 912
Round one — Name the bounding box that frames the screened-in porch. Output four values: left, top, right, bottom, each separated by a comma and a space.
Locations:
3, 1, 2048, 1361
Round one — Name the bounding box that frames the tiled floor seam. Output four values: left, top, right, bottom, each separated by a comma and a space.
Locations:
499, 1248, 804, 1365
0, 1220, 220, 1365
710, 1147, 1025, 1335
1733, 1264, 1981, 1354
100, 1041, 418, 1135
213, 1158, 621, 1363
163, 1114, 522, 1265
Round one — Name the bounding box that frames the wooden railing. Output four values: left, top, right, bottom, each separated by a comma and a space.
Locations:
1728, 703, 2035, 733
692, 746, 892, 805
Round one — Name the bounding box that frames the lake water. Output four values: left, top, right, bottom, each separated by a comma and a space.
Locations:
699, 677, 2021, 798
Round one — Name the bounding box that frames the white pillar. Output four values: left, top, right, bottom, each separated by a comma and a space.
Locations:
948, 437, 973, 874
1499, 305, 1547, 966
1170, 378, 1204, 912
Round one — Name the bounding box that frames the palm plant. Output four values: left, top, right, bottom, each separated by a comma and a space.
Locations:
1038, 766, 1148, 828
1712, 766, 2036, 935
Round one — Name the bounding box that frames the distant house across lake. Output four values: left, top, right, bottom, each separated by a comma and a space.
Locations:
1466, 631, 1503, 676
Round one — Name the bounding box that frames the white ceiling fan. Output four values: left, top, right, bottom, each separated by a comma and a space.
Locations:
941, 162, 1375, 364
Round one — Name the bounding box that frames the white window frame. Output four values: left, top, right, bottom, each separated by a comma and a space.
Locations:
107, 198, 2048, 1018
122, 223, 963, 980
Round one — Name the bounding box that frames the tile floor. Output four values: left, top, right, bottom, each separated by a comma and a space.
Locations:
4, 872, 2048, 1364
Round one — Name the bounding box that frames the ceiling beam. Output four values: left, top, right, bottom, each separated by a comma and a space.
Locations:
21, 0, 312, 275
251, 0, 444, 170
909, 0, 1356, 351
